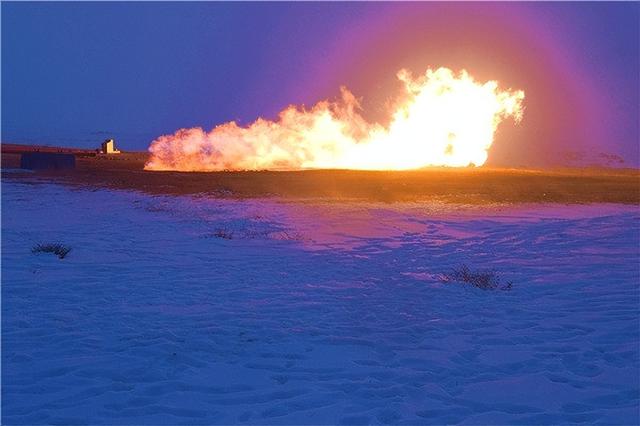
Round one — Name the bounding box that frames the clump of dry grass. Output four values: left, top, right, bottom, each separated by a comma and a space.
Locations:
441, 264, 512, 291
206, 227, 305, 241
32, 243, 72, 259
212, 228, 234, 240
270, 230, 305, 241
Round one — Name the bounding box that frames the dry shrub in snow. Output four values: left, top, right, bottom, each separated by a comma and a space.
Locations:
442, 264, 512, 291
270, 230, 305, 241
31, 243, 72, 259
212, 229, 234, 239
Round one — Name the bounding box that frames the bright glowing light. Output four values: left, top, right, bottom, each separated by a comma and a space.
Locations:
145, 67, 524, 171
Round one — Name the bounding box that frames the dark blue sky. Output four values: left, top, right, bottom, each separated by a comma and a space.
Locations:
3, 2, 638, 166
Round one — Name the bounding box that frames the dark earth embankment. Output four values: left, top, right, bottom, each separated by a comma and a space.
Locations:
2, 150, 639, 204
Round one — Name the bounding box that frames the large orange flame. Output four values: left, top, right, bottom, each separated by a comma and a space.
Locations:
145, 67, 524, 171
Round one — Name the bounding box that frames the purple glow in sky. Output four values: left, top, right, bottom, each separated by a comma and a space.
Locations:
2, 2, 638, 167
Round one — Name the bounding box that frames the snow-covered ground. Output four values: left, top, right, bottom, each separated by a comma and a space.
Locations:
2, 178, 639, 425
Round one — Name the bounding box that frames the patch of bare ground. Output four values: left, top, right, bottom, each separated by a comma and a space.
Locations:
2, 150, 639, 204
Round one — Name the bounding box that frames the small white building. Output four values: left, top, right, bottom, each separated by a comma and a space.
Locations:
101, 139, 121, 154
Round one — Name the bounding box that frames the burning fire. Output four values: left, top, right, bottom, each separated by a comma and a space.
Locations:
145, 68, 524, 171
